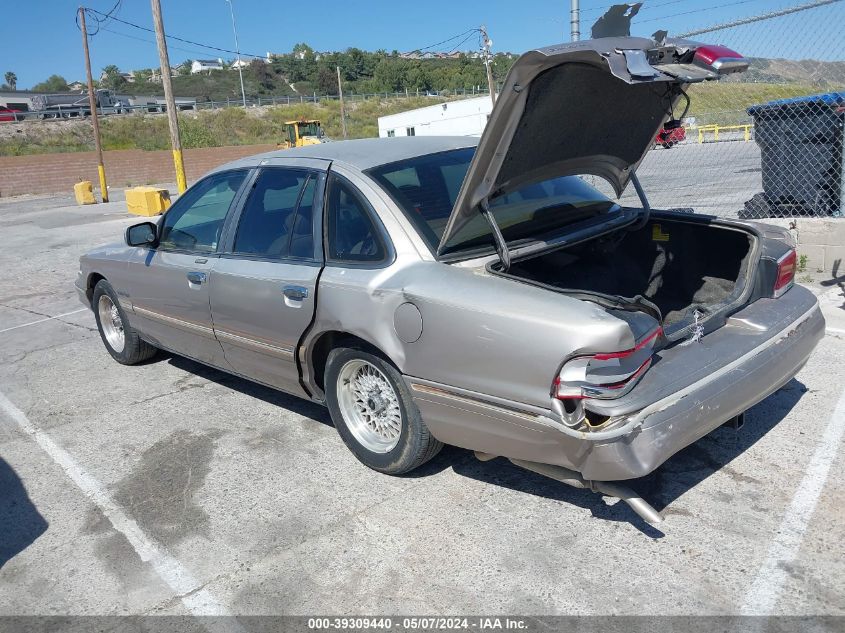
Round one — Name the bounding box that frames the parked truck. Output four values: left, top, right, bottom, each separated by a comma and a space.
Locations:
30, 89, 122, 118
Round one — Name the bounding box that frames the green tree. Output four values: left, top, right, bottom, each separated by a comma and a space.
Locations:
315, 64, 337, 95
4, 71, 16, 90
405, 62, 430, 92
133, 68, 153, 83
248, 59, 275, 93
292, 43, 314, 58
373, 59, 407, 92
101, 65, 126, 90
32, 74, 70, 92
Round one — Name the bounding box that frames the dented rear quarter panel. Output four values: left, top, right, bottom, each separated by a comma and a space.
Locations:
301, 165, 642, 410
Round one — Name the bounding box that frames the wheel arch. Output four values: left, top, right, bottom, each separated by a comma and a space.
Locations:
86, 272, 107, 305
305, 329, 401, 396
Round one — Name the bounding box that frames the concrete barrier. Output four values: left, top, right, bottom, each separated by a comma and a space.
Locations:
764, 218, 845, 273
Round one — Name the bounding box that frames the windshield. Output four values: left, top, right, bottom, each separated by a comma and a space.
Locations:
367, 147, 620, 256
299, 122, 321, 137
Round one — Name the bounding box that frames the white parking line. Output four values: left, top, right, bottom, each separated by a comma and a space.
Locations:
740, 385, 845, 614
0, 309, 87, 334
0, 389, 242, 631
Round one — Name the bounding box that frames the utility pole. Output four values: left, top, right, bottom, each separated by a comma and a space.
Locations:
79, 7, 108, 202
480, 25, 496, 106
570, 0, 581, 41
150, 0, 187, 193
225, 0, 247, 108
336, 66, 347, 139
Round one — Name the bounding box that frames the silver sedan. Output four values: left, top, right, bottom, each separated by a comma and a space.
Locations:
77, 37, 823, 523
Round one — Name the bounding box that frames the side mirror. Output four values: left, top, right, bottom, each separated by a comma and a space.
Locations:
125, 221, 158, 247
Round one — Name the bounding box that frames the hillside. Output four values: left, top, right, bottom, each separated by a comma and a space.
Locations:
0, 96, 464, 156
101, 46, 517, 102
735, 58, 845, 88
106, 52, 845, 104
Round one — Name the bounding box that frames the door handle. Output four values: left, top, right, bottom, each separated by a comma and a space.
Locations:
283, 285, 309, 301
186, 271, 207, 285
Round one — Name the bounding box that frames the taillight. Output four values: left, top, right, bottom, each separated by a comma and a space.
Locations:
553, 327, 662, 402
693, 45, 749, 75
774, 249, 797, 298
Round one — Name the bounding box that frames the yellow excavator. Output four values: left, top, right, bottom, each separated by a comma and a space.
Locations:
279, 119, 326, 149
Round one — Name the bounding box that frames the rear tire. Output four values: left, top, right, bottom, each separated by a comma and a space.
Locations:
92, 280, 157, 365
325, 346, 442, 475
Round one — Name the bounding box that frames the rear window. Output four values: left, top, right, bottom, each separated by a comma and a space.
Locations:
367, 147, 619, 256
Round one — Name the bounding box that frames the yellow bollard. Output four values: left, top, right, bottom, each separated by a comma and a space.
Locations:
74, 181, 97, 205
125, 186, 172, 216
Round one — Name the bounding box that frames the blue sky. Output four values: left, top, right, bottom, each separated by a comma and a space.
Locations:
2, 0, 842, 88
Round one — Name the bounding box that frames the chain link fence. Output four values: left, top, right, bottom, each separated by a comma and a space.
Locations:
614, 1, 845, 219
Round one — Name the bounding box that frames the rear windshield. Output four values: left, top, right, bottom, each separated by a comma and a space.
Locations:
367, 147, 619, 256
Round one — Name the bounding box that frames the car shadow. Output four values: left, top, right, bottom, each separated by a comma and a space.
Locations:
0, 457, 48, 569
448, 378, 808, 537
162, 352, 334, 427
145, 350, 808, 535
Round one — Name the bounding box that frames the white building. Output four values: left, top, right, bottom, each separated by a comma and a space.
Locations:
191, 58, 224, 74
377, 96, 493, 138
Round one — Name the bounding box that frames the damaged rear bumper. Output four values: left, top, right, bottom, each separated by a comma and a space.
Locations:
407, 285, 824, 481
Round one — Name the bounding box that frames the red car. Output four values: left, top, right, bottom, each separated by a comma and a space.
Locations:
656, 125, 686, 148
0, 106, 24, 122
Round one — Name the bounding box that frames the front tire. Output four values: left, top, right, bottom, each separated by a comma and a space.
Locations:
93, 280, 157, 365
325, 346, 442, 475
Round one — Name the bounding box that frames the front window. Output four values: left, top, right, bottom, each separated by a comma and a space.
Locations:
367, 148, 619, 256
159, 170, 247, 252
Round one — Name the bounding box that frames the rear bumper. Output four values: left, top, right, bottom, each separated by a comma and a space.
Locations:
408, 285, 824, 481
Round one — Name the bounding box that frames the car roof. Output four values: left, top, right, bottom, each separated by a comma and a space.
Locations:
216, 136, 479, 173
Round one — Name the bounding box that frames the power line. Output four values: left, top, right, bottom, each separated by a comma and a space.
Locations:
446, 31, 482, 55
678, 0, 843, 36
98, 25, 224, 60
580, 0, 695, 15
75, 0, 122, 36
82, 6, 266, 59
404, 28, 481, 55
636, 0, 759, 24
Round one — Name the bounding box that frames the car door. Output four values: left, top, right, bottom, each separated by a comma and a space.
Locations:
125, 169, 250, 367
208, 166, 325, 394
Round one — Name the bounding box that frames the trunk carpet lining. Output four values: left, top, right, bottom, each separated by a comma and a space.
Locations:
508, 220, 751, 331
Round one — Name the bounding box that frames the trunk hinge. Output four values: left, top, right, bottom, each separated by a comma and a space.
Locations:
479, 198, 511, 271
628, 171, 652, 231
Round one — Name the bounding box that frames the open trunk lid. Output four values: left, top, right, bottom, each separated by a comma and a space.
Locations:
436, 36, 747, 255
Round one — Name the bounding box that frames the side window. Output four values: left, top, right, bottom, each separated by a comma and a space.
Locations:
233, 168, 314, 259
326, 175, 387, 263
159, 171, 247, 252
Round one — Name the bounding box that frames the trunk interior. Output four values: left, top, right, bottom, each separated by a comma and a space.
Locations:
503, 217, 755, 337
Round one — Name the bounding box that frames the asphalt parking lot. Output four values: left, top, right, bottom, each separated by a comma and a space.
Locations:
1, 183, 844, 620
